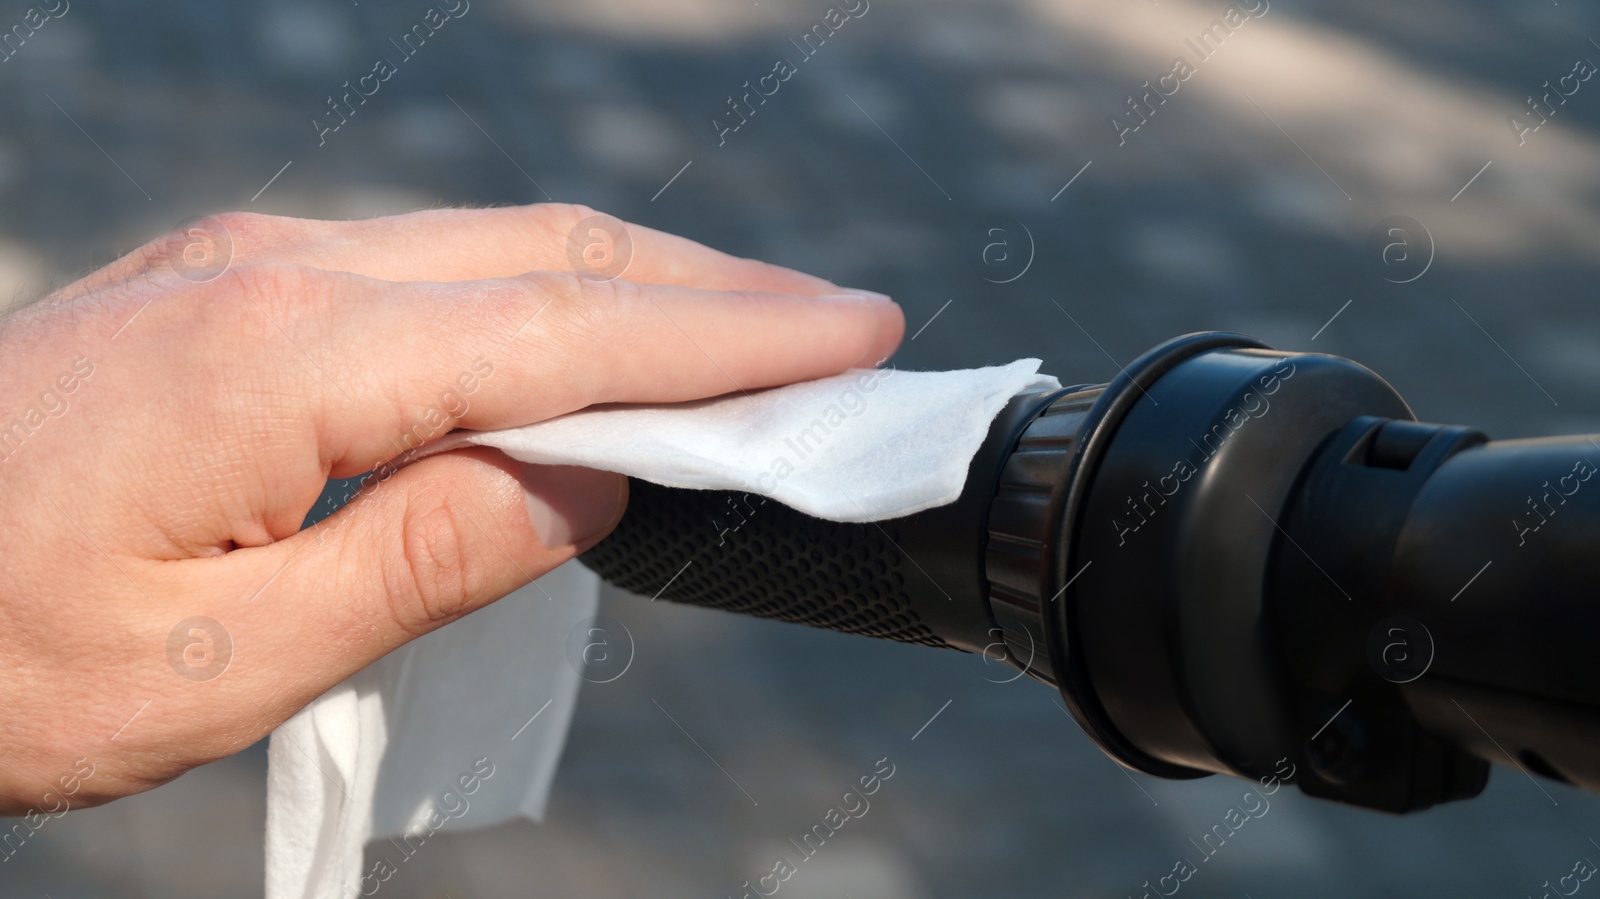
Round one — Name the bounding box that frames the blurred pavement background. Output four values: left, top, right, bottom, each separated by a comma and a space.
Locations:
5, 0, 1600, 896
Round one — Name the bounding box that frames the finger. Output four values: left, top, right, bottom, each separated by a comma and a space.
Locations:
273, 204, 848, 295
195, 449, 627, 720
55, 205, 855, 302
247, 266, 902, 478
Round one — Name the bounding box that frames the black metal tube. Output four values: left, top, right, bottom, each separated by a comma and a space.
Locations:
1388, 436, 1600, 792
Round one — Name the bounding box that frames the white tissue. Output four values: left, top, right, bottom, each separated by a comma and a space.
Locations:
429, 359, 1059, 521
266, 562, 597, 899
266, 360, 1059, 899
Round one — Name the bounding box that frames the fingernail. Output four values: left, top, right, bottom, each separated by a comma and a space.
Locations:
825, 287, 894, 303
518, 465, 628, 550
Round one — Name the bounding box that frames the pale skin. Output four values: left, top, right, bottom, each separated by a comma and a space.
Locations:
0, 203, 903, 815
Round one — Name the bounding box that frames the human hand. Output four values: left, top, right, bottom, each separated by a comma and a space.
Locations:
0, 204, 901, 814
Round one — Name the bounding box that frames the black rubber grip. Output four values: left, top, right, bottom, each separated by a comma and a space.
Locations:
578, 387, 1079, 655
580, 479, 949, 647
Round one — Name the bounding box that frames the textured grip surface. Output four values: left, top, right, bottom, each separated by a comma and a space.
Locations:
580, 479, 948, 647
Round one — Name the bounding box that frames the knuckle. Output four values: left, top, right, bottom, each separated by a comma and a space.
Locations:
77, 262, 313, 349
525, 202, 602, 237
159, 212, 301, 274
50, 212, 311, 305
522, 271, 630, 345
385, 489, 483, 636
207, 262, 326, 321
516, 202, 616, 262
163, 263, 342, 376
498, 272, 633, 406
205, 210, 297, 243
94, 262, 337, 408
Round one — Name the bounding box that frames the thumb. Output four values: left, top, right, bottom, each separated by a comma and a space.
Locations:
248, 448, 627, 686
